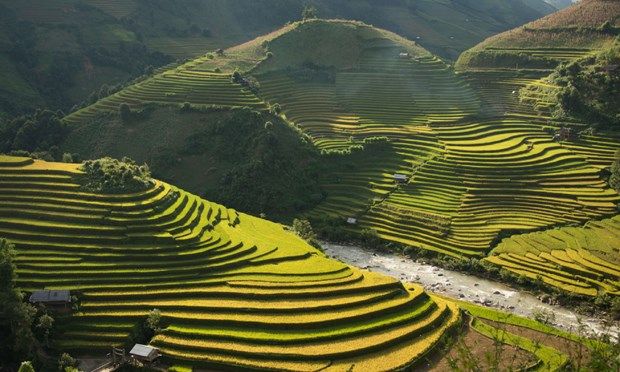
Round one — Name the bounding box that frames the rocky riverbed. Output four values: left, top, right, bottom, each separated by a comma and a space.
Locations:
322, 242, 619, 339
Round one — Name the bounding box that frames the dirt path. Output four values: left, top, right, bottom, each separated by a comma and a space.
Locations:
322, 242, 619, 339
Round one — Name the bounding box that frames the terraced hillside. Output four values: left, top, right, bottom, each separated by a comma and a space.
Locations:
489, 216, 620, 296
62, 18, 620, 294
0, 155, 462, 370
452, 0, 620, 292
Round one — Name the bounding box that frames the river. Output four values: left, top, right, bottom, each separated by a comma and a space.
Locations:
321, 242, 619, 339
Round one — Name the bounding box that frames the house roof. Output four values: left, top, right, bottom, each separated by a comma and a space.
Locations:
29, 290, 70, 303
130, 344, 158, 357
393, 174, 408, 180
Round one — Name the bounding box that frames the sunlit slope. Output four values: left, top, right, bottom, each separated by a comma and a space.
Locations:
457, 0, 619, 71
0, 155, 460, 371
489, 216, 620, 296
456, 0, 619, 121
230, 20, 617, 259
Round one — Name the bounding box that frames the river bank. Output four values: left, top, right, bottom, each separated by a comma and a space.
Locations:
321, 241, 619, 339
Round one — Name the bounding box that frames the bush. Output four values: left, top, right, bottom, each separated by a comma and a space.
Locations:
180, 102, 191, 112
146, 309, 162, 333
18, 362, 35, 372
58, 353, 77, 372
292, 218, 317, 243
61, 153, 73, 163
270, 103, 282, 114
80, 157, 152, 194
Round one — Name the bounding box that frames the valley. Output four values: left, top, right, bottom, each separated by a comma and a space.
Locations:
0, 0, 619, 371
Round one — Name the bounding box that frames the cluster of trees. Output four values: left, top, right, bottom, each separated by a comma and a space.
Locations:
464, 50, 557, 70
80, 157, 153, 194
306, 215, 383, 249
550, 45, 619, 128
180, 107, 324, 218
231, 71, 260, 94
0, 239, 78, 372
0, 110, 68, 158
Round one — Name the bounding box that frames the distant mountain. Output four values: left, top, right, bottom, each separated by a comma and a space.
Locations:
0, 0, 556, 117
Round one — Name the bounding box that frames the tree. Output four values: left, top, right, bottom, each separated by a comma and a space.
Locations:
146, 308, 162, 333
292, 218, 317, 243
0, 240, 37, 367
599, 21, 613, 34
36, 314, 54, 347
18, 361, 35, 372
58, 353, 77, 371
302, 5, 318, 20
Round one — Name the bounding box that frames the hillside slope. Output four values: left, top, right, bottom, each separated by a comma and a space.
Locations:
453, 0, 620, 293
2, 156, 599, 371
59, 18, 620, 299
0, 0, 556, 117
0, 155, 462, 370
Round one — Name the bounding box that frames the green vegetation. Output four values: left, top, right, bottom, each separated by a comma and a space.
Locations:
550, 45, 619, 128
0, 239, 35, 367
0, 109, 67, 154
63, 106, 324, 218
79, 157, 152, 194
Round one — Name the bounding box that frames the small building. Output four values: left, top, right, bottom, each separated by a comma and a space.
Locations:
393, 174, 409, 183
129, 344, 160, 363
346, 217, 357, 225
29, 290, 71, 308
399, 52, 410, 58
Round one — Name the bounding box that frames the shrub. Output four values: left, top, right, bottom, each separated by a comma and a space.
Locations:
302, 5, 318, 20
80, 157, 152, 194
61, 153, 73, 163
18, 362, 35, 372
292, 218, 317, 243
58, 353, 77, 371
271, 103, 282, 114
146, 309, 162, 333
181, 102, 192, 112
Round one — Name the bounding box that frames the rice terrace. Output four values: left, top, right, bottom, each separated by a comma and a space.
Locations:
0, 0, 619, 371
